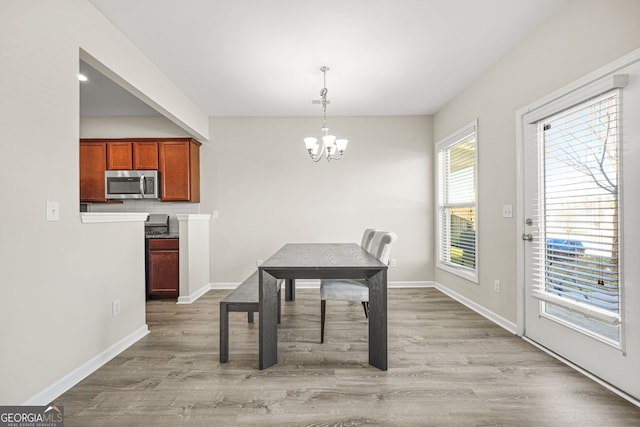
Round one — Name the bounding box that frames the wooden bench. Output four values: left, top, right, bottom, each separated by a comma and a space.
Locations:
219, 270, 283, 363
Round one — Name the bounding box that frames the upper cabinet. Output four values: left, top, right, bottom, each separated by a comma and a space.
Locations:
133, 142, 159, 170
80, 138, 200, 203
80, 141, 107, 202
106, 141, 159, 170
106, 142, 133, 170
159, 139, 201, 202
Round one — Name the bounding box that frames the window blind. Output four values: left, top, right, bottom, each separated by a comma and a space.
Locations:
437, 121, 477, 278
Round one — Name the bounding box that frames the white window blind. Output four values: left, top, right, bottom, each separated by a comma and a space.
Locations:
532, 90, 621, 327
436, 121, 477, 281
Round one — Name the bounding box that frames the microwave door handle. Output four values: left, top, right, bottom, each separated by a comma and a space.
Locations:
140, 175, 145, 197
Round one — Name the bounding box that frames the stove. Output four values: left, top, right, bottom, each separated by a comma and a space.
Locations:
145, 214, 170, 236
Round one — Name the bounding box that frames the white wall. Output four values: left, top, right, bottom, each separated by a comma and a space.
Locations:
433, 0, 640, 322
0, 0, 207, 404
200, 116, 433, 284
82, 114, 434, 286
80, 116, 192, 139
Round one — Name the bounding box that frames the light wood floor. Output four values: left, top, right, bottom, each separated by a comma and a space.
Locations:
53, 288, 640, 426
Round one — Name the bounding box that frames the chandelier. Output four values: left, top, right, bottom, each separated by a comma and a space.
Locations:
303, 66, 348, 162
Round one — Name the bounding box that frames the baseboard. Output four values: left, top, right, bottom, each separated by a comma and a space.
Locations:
210, 280, 434, 290
210, 282, 239, 290
211, 280, 513, 333
434, 282, 518, 334
177, 283, 212, 304
391, 281, 434, 288
22, 324, 149, 405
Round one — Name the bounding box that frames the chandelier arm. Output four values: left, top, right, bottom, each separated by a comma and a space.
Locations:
308, 139, 326, 162
327, 152, 344, 161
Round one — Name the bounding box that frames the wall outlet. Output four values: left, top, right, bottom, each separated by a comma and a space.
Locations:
257, 259, 263, 266
502, 205, 513, 218
112, 299, 121, 316
494, 280, 501, 293
212, 210, 219, 219
389, 258, 397, 267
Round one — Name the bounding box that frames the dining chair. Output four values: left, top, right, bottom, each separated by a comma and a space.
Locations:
360, 228, 378, 252
319, 230, 398, 343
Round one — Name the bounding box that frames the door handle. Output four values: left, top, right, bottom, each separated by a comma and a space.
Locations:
521, 233, 533, 241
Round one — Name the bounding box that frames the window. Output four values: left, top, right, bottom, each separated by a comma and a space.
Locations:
436, 120, 478, 282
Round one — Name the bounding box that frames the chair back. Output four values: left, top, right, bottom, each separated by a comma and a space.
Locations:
369, 231, 398, 265
360, 228, 378, 252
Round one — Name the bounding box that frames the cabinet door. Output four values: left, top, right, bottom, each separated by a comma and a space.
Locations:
189, 140, 200, 202
148, 245, 179, 298
80, 142, 107, 202
106, 142, 133, 170
133, 142, 159, 170
159, 141, 192, 201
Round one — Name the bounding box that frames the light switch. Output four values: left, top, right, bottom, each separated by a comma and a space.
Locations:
46, 201, 60, 222
502, 204, 513, 218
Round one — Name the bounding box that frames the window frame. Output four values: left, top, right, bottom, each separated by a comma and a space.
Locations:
435, 119, 479, 283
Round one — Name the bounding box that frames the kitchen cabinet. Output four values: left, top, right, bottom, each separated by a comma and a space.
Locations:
80, 141, 107, 202
80, 137, 200, 203
106, 142, 133, 170
147, 238, 179, 298
107, 141, 159, 170
133, 142, 159, 170
159, 139, 201, 202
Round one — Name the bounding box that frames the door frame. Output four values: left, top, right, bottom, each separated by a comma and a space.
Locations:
515, 48, 640, 337
514, 48, 640, 406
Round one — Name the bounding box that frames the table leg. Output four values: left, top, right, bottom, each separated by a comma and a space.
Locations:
368, 269, 388, 370
285, 278, 296, 301
219, 302, 229, 363
258, 269, 279, 369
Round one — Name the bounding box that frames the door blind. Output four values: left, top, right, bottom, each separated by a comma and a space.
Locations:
532, 90, 621, 326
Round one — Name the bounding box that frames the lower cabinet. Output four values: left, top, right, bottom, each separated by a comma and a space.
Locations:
146, 238, 179, 298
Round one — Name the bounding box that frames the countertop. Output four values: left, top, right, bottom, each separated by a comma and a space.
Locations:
145, 232, 180, 239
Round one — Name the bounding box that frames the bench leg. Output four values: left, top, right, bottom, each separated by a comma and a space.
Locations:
247, 311, 254, 324
321, 299, 326, 344
220, 302, 229, 363
285, 279, 296, 301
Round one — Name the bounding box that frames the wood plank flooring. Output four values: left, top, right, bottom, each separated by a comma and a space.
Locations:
53, 288, 640, 426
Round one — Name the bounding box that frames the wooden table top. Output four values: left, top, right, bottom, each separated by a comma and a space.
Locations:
259, 243, 386, 279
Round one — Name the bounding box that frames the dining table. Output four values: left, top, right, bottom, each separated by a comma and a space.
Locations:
258, 243, 389, 370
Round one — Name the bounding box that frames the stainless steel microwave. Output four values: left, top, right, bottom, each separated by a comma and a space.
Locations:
105, 170, 160, 199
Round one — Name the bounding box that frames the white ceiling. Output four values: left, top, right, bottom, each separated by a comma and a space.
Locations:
83, 0, 569, 117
